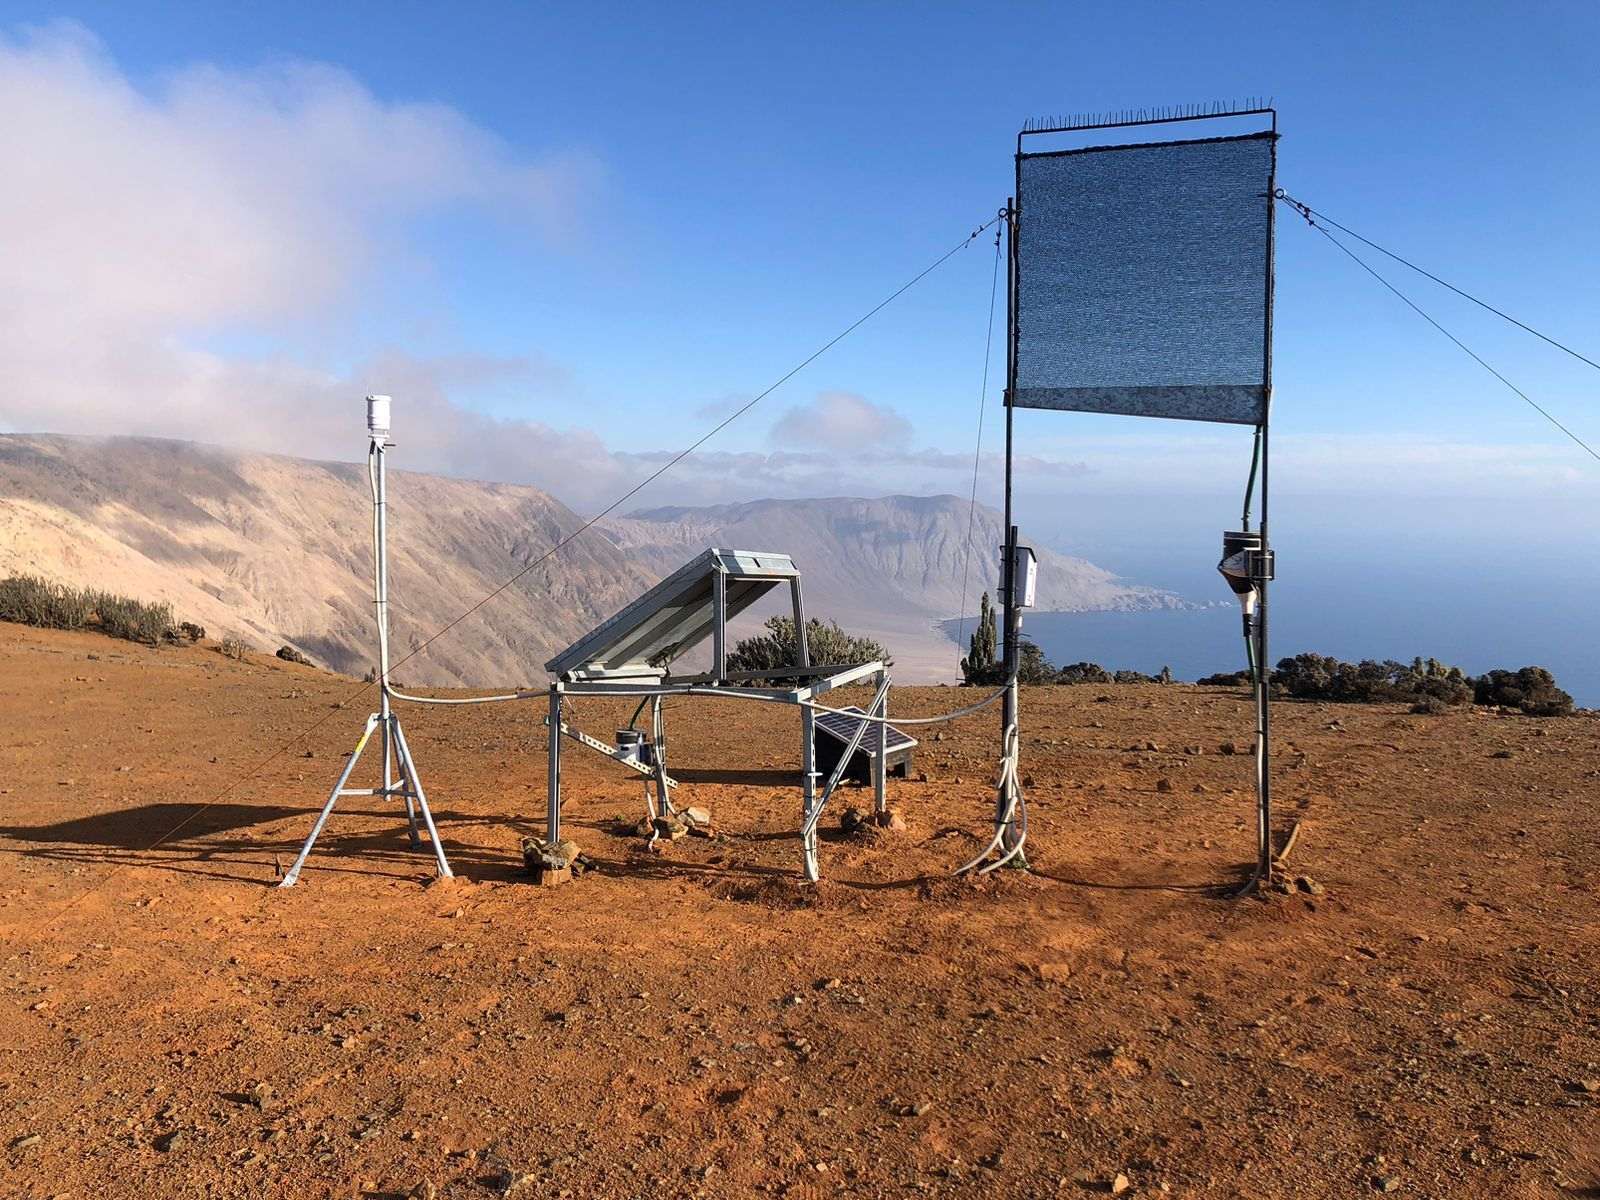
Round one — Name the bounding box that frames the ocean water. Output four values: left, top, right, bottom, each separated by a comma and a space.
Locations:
949, 497, 1600, 707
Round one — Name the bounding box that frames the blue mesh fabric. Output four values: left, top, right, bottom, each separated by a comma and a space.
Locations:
1015, 133, 1274, 425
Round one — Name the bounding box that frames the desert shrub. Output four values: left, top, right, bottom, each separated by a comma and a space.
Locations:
178, 621, 206, 642
1056, 661, 1113, 685
1472, 667, 1573, 717
1015, 641, 1055, 684
219, 634, 249, 661
276, 645, 311, 666
1197, 668, 1252, 687
1410, 694, 1451, 716
1407, 658, 1474, 705
961, 637, 1056, 686
726, 615, 892, 673
89, 591, 173, 645
1271, 653, 1473, 708
0, 575, 91, 630
1271, 652, 1347, 700
0, 575, 183, 647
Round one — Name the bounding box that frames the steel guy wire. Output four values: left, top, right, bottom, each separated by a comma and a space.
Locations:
1277, 191, 1600, 375
1282, 196, 1600, 465
955, 219, 1005, 660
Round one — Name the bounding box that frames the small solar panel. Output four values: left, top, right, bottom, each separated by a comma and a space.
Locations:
813, 706, 917, 756
545, 548, 800, 681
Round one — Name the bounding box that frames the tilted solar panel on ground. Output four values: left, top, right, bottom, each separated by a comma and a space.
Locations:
814, 706, 917, 755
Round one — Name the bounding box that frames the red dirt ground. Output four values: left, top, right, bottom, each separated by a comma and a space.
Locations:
1, 625, 1597, 1199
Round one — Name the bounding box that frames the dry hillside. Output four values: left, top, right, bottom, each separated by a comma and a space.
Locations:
608, 495, 1180, 677
0, 436, 1177, 685
0, 434, 657, 686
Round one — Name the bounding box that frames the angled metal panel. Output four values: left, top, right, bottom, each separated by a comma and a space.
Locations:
813, 706, 918, 756
545, 548, 801, 680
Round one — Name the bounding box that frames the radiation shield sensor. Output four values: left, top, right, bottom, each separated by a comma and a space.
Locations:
366, 394, 392, 441
1217, 529, 1274, 617
1009, 544, 1039, 608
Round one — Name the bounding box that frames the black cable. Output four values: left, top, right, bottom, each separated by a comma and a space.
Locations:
1277, 191, 1600, 375
956, 224, 1005, 657
1287, 204, 1600, 465
45, 209, 1006, 911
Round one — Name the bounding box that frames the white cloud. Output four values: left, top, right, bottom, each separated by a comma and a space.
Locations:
0, 21, 604, 486
1, 22, 1591, 528
768, 390, 913, 450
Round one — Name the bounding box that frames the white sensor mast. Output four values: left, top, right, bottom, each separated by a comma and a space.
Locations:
280, 395, 452, 886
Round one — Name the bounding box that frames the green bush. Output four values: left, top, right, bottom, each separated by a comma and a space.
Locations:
1472, 667, 1573, 717
0, 575, 92, 630
0, 575, 182, 647
1056, 661, 1113, 685
1266, 653, 1571, 716
89, 591, 173, 645
962, 637, 1056, 686
1271, 654, 1473, 707
726, 615, 892, 673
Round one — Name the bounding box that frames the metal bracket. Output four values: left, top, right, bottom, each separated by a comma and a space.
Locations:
541, 717, 680, 788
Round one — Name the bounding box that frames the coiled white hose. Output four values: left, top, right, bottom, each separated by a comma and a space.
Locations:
953, 715, 1027, 876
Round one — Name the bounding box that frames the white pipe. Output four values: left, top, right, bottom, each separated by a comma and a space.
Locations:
384, 680, 1012, 726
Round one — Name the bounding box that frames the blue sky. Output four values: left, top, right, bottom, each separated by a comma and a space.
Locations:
2, 1, 1598, 526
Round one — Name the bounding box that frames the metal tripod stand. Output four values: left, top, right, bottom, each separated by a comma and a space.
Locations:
280, 401, 453, 887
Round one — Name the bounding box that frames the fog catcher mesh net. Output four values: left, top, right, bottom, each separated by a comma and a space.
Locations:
1015, 131, 1274, 424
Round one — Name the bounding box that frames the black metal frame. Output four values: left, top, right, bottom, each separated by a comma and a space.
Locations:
1003, 104, 1280, 892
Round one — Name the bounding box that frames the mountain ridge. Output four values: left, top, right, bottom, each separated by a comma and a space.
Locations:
0, 434, 1181, 684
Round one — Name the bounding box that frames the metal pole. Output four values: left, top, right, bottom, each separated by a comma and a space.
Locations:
712, 567, 727, 682
392, 719, 452, 878
375, 439, 420, 847
1000, 553, 1024, 859
1001, 196, 1018, 683
1256, 121, 1278, 889
801, 704, 818, 881
874, 669, 888, 818
790, 578, 811, 669
997, 189, 1025, 865
651, 694, 673, 817
547, 685, 562, 844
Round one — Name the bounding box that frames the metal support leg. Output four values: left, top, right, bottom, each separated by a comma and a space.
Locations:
873, 670, 889, 819
384, 708, 420, 848
801, 706, 819, 882
391, 719, 452, 878
651, 696, 674, 817
999, 678, 1024, 859
280, 714, 378, 887
1253, 598, 1272, 887
547, 686, 562, 844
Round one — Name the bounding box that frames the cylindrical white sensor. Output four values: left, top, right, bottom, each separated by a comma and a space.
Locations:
366, 394, 392, 440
